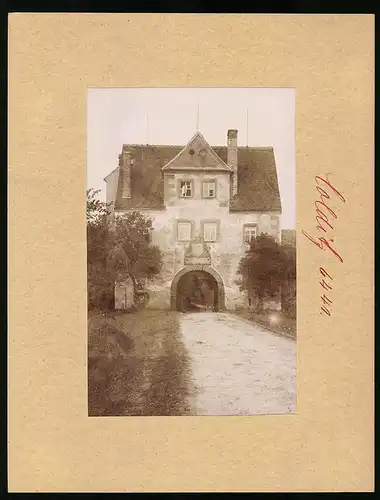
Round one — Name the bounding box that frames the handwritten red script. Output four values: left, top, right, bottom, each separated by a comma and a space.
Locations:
302, 174, 346, 316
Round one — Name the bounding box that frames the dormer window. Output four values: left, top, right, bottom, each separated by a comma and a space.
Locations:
179, 180, 193, 198
202, 181, 216, 198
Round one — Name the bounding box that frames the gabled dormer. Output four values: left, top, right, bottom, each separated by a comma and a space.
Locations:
161, 132, 232, 173
161, 132, 233, 207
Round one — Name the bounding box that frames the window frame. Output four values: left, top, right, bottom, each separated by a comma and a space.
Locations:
201, 219, 220, 242
201, 179, 217, 199
176, 219, 193, 242
243, 223, 258, 245
178, 179, 194, 198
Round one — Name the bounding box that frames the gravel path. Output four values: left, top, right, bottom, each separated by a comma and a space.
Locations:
180, 312, 296, 415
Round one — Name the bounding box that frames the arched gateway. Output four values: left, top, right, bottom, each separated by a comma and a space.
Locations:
170, 265, 225, 312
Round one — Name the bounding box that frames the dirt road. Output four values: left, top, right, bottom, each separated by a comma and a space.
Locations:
180, 312, 296, 415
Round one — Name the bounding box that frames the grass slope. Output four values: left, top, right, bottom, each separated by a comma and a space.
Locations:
88, 309, 193, 416
234, 309, 296, 340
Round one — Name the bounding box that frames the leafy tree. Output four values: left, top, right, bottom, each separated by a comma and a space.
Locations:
237, 233, 296, 312
87, 189, 113, 309
111, 211, 162, 307
87, 190, 163, 310
86, 188, 111, 225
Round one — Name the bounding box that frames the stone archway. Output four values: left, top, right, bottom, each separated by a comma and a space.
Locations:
170, 265, 225, 312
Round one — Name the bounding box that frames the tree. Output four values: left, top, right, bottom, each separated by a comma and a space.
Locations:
111, 211, 162, 308
237, 233, 296, 312
87, 189, 114, 309
86, 188, 111, 226
87, 189, 163, 310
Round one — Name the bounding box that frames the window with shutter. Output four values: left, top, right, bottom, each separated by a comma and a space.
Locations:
203, 222, 218, 242
177, 221, 192, 241
202, 181, 216, 198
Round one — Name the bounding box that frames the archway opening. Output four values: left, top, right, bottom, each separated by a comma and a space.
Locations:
171, 265, 225, 312
174, 270, 221, 312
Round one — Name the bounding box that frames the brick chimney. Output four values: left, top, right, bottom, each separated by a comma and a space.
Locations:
120, 149, 134, 199
227, 129, 238, 197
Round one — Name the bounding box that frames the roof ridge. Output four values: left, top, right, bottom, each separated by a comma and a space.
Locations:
122, 144, 274, 149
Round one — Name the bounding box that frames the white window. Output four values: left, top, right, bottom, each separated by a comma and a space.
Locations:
244, 225, 257, 244
177, 221, 192, 241
179, 181, 192, 198
203, 222, 218, 242
202, 181, 216, 198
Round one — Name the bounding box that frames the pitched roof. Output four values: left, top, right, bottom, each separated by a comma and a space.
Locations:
213, 146, 281, 212
113, 143, 281, 212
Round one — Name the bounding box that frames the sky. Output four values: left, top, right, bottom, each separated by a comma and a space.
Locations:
87, 87, 295, 229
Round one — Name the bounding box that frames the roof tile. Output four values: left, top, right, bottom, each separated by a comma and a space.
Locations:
114, 144, 281, 212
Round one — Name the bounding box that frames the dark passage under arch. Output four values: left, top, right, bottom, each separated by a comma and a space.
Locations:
170, 265, 225, 312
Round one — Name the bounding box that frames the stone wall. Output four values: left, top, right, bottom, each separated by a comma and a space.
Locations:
116, 205, 279, 309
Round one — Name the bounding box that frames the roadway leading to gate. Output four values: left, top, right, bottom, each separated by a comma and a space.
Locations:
180, 312, 296, 415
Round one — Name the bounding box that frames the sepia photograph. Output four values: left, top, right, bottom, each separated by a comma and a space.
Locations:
87, 87, 296, 416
